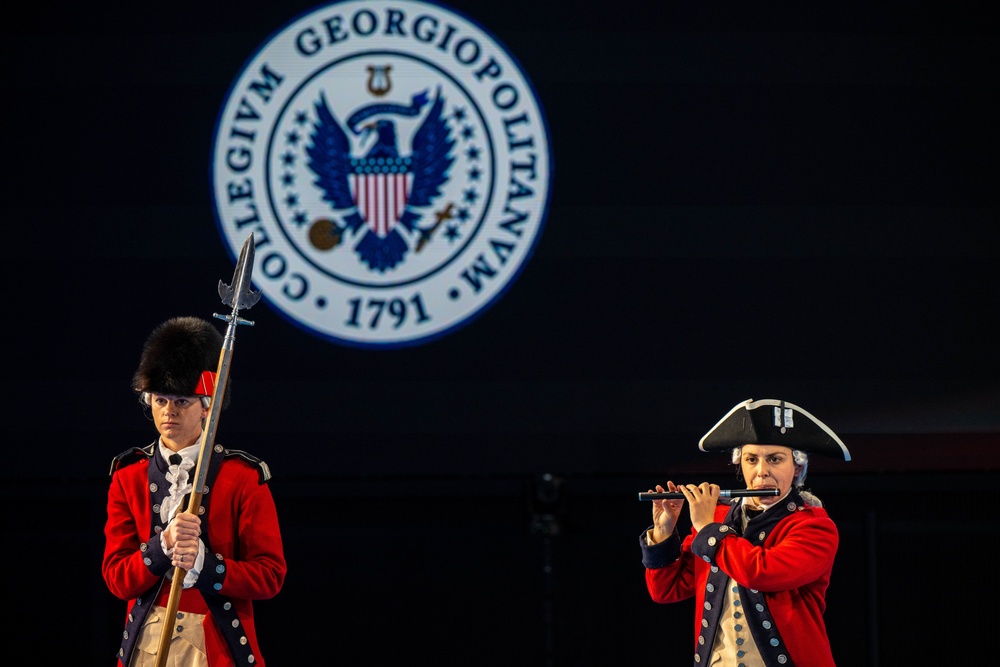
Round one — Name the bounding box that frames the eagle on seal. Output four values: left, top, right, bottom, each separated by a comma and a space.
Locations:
305, 88, 455, 272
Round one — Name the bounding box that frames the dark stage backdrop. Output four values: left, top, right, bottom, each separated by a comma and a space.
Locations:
6, 1, 997, 665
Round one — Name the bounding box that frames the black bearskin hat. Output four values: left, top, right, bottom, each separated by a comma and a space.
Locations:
132, 316, 228, 407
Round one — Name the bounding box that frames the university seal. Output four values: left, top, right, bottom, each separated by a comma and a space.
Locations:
210, 0, 552, 347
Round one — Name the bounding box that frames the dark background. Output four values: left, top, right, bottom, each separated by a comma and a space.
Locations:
5, 1, 997, 665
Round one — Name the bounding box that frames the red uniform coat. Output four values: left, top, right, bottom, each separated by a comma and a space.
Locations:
642, 497, 838, 666
103, 444, 286, 666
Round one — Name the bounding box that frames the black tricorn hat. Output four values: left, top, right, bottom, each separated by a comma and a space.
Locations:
698, 398, 850, 460
132, 316, 227, 407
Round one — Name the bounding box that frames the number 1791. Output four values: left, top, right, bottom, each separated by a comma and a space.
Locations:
344, 294, 432, 329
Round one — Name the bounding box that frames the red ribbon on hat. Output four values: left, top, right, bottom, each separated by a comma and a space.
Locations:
193, 370, 217, 397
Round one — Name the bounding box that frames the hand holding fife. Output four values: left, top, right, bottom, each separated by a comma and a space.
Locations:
677, 482, 721, 532
649, 481, 685, 544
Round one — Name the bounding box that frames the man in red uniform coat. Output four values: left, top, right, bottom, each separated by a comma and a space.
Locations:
639, 398, 851, 666
103, 316, 286, 666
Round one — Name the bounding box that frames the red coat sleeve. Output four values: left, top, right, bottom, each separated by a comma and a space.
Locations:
643, 504, 730, 604
102, 461, 163, 601
203, 459, 286, 600
710, 509, 837, 598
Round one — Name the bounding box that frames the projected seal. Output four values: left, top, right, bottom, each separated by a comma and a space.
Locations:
210, 0, 552, 347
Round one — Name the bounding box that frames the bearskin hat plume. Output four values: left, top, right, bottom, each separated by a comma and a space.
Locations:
132, 316, 228, 407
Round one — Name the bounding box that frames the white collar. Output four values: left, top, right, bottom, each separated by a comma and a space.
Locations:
158, 439, 201, 464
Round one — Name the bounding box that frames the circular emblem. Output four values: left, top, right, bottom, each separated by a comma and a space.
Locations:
210, 0, 551, 347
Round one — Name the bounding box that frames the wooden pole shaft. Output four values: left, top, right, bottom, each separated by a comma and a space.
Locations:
152, 344, 232, 667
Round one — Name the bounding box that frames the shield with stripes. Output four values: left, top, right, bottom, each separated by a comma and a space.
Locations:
350, 159, 414, 237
